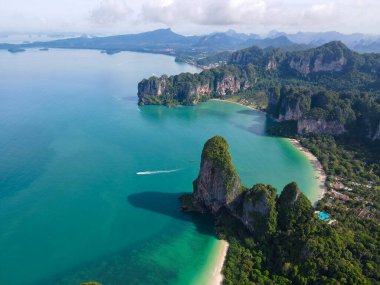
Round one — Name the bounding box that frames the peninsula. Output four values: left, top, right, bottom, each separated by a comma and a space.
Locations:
182, 136, 375, 284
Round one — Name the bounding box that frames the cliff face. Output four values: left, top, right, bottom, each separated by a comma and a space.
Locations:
137, 66, 255, 105
277, 182, 314, 232
289, 58, 311, 74
228, 41, 351, 76
297, 119, 346, 135
192, 136, 242, 213
138, 76, 170, 104
288, 55, 347, 75
241, 184, 277, 236
373, 123, 380, 141
277, 95, 305, 121
268, 87, 347, 136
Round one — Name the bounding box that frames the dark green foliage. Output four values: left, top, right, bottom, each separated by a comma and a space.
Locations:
201, 136, 240, 198
191, 135, 379, 284
201, 136, 234, 169
219, 182, 372, 284
197, 136, 379, 284
243, 184, 278, 236
277, 182, 314, 233
298, 135, 380, 284
267, 120, 298, 137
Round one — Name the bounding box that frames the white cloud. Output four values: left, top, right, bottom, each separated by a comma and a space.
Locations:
140, 0, 342, 31
89, 0, 133, 26
0, 0, 379, 34
141, 0, 270, 26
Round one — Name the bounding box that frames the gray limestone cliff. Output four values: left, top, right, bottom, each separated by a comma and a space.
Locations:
137, 66, 255, 106
268, 87, 347, 136
241, 184, 277, 236
138, 76, 170, 105
192, 136, 242, 213
297, 119, 346, 135
372, 123, 380, 141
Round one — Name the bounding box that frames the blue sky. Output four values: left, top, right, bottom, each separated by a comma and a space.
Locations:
0, 0, 378, 35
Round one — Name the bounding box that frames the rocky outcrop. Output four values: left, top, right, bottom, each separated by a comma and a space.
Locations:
372, 123, 380, 141
265, 57, 278, 71
366, 120, 380, 141
289, 58, 311, 75
287, 41, 349, 75
241, 184, 277, 235
289, 56, 347, 75
277, 182, 314, 232
137, 70, 253, 105
192, 136, 242, 213
297, 119, 346, 135
267, 87, 349, 136
277, 96, 305, 121
138, 76, 170, 105
185, 136, 314, 238
313, 57, 346, 73
216, 75, 250, 96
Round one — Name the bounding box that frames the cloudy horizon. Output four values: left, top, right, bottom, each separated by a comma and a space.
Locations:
0, 0, 379, 36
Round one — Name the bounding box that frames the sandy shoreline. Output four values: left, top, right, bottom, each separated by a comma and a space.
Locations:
211, 240, 229, 285
209, 98, 265, 113
288, 138, 327, 203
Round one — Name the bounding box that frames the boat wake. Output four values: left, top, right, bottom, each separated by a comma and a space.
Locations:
136, 169, 182, 175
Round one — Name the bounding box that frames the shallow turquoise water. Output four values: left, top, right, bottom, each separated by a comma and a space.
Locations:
0, 49, 318, 285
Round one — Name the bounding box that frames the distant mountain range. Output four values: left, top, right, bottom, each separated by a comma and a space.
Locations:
267, 30, 380, 53
1, 28, 380, 61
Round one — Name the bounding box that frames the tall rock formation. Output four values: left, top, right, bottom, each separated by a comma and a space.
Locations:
277, 182, 314, 233
241, 184, 277, 236
192, 136, 242, 213
185, 136, 315, 238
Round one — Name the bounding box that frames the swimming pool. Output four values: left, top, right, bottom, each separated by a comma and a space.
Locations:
318, 212, 332, 221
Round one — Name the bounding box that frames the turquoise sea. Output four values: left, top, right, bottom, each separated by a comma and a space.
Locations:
0, 49, 319, 285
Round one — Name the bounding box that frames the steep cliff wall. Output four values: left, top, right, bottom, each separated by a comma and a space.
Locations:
192, 136, 242, 213
372, 123, 380, 141
241, 184, 277, 236
268, 87, 348, 136
297, 119, 346, 135
138, 65, 255, 105
137, 76, 170, 105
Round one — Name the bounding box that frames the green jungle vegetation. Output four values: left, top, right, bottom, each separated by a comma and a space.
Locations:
214, 138, 380, 284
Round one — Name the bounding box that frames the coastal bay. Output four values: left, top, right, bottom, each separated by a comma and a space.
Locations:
0, 49, 323, 285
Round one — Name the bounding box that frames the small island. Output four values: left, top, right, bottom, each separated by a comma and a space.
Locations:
7, 47, 26, 53
182, 136, 371, 284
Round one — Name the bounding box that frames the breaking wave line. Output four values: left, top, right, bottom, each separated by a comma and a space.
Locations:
136, 169, 182, 175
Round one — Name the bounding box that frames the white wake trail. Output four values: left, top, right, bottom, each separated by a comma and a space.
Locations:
136, 169, 182, 175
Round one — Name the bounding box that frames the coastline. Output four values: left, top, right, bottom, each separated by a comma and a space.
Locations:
211, 240, 229, 285
287, 138, 327, 203
209, 98, 265, 113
